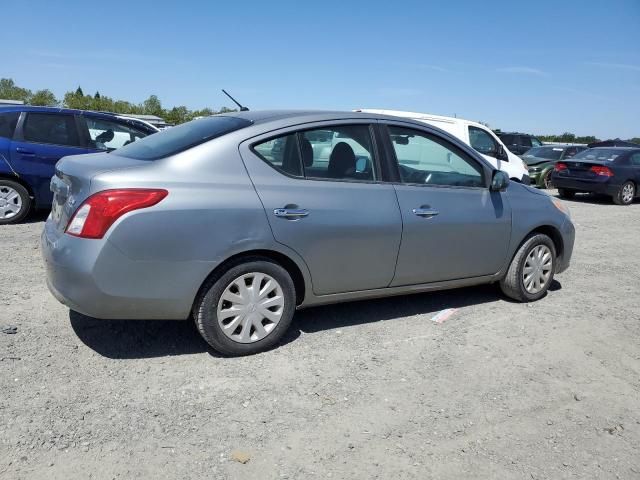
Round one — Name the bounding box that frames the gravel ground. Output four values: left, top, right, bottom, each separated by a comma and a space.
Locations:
1, 192, 639, 480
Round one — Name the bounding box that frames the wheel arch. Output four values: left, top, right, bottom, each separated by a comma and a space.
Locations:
0, 173, 34, 199
526, 225, 564, 260
193, 249, 308, 314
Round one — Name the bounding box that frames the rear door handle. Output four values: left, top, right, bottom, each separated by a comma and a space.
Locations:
412, 208, 439, 218
273, 208, 309, 219
16, 147, 35, 156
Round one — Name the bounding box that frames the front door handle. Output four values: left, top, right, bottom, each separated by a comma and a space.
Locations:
412, 208, 439, 218
273, 208, 309, 219
16, 147, 35, 156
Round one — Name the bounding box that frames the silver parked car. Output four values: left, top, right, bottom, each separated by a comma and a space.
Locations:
42, 111, 575, 356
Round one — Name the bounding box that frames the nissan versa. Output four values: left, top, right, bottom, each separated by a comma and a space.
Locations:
42, 111, 575, 356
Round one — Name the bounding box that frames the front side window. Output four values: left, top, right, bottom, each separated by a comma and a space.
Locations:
0, 111, 19, 139
531, 137, 543, 147
85, 117, 149, 151
468, 126, 498, 156
253, 125, 377, 182
23, 113, 81, 147
389, 126, 484, 187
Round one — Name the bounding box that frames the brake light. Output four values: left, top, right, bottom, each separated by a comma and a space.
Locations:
66, 189, 168, 239
554, 162, 568, 172
589, 165, 614, 177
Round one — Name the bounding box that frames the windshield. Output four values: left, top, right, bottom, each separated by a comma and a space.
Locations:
523, 146, 564, 162
115, 116, 252, 160
572, 148, 622, 162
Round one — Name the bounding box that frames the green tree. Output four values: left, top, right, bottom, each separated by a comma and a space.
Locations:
164, 106, 190, 125
142, 95, 163, 117
75, 86, 84, 96
0, 78, 32, 102
29, 89, 58, 106
94, 91, 101, 99
629, 138, 640, 145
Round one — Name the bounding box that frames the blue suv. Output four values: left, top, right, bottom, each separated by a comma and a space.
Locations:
0, 106, 157, 224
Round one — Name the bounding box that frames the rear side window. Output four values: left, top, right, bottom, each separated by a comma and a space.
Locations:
253, 125, 377, 182
500, 134, 516, 146
630, 153, 640, 166
0, 111, 19, 139
23, 113, 81, 147
115, 115, 252, 160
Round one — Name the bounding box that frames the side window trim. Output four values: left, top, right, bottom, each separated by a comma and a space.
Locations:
383, 122, 489, 189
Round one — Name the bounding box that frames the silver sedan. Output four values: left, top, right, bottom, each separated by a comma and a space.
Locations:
42, 111, 575, 356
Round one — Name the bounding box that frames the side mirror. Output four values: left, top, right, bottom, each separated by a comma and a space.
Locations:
490, 170, 509, 191
496, 145, 509, 161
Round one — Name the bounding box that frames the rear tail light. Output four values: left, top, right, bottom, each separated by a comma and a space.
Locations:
66, 189, 168, 239
554, 162, 568, 172
589, 165, 614, 177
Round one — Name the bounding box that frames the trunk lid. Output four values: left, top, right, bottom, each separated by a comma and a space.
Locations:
50, 152, 151, 232
560, 160, 609, 179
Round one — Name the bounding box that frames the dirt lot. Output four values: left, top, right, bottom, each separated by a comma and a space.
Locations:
1, 192, 639, 480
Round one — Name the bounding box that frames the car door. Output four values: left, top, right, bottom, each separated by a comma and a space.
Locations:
10, 111, 86, 206
383, 123, 512, 286
631, 152, 640, 185
240, 121, 402, 296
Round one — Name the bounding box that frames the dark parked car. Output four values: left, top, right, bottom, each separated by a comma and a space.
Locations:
553, 147, 640, 205
498, 132, 543, 155
0, 106, 157, 224
523, 145, 587, 189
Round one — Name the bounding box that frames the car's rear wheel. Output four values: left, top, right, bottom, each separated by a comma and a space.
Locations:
557, 188, 575, 199
543, 170, 554, 189
500, 233, 556, 302
613, 181, 635, 206
0, 179, 31, 225
194, 259, 296, 356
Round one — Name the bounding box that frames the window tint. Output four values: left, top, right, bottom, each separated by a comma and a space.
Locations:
630, 153, 640, 166
0, 111, 19, 139
572, 148, 622, 162
389, 126, 484, 187
520, 136, 532, 148
522, 146, 564, 161
85, 116, 149, 151
563, 147, 578, 158
116, 116, 252, 160
531, 137, 542, 147
301, 125, 375, 181
500, 134, 516, 145
23, 113, 81, 147
253, 133, 302, 177
468, 126, 497, 156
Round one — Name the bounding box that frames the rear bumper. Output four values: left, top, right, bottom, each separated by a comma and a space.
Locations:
552, 175, 619, 196
41, 220, 211, 320
556, 217, 575, 275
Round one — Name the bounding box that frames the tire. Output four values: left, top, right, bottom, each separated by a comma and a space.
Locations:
557, 188, 575, 199
612, 181, 635, 206
0, 179, 31, 225
542, 170, 554, 189
500, 233, 556, 302
194, 258, 296, 356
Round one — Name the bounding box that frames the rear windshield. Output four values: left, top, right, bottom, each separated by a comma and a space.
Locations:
115, 116, 252, 160
523, 146, 564, 162
572, 148, 623, 162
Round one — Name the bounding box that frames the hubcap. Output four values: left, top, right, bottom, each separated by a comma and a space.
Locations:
522, 245, 553, 294
622, 184, 634, 203
544, 171, 553, 189
217, 272, 285, 344
0, 186, 23, 219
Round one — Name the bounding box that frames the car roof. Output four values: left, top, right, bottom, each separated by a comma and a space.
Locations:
217, 109, 443, 127
589, 146, 640, 151
0, 104, 129, 121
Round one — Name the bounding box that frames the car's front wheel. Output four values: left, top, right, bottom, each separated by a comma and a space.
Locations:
613, 181, 635, 206
500, 234, 556, 302
194, 258, 296, 356
0, 179, 31, 225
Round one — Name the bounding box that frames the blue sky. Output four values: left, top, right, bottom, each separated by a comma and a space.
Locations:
2, 0, 639, 138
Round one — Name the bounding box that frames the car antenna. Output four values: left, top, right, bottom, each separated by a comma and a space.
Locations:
222, 89, 249, 111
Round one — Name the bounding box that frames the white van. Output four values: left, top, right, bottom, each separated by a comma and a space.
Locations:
358, 109, 530, 183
